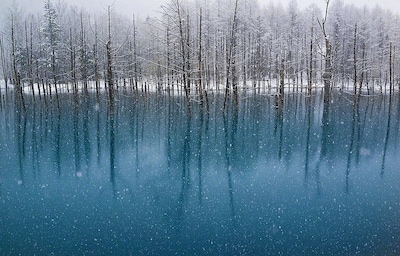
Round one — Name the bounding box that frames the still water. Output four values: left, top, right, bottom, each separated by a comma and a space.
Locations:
1, 91, 400, 255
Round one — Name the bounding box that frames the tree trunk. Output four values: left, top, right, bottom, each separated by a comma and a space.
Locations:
223, 0, 239, 112
353, 23, 357, 94
107, 6, 114, 110
80, 12, 88, 94
0, 36, 8, 94
359, 42, 366, 94
323, 37, 332, 103
11, 15, 26, 111
308, 26, 313, 96
25, 21, 35, 100
318, 0, 332, 103
280, 58, 285, 99
198, 8, 204, 107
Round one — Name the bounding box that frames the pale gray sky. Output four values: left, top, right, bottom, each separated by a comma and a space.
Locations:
0, 0, 399, 19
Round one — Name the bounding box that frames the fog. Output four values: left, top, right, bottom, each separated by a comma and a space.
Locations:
1, 0, 398, 20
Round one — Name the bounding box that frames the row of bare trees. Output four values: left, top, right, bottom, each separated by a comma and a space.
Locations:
1, 0, 400, 106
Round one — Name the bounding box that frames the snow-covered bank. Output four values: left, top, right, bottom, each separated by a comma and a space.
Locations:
0, 77, 396, 97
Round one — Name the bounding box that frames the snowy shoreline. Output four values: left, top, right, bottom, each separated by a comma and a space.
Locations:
0, 79, 392, 97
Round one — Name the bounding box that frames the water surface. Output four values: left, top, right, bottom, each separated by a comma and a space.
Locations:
1, 91, 400, 255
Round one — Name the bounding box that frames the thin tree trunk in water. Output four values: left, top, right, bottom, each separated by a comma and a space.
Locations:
308, 26, 313, 96
35, 32, 42, 99
107, 6, 114, 110
69, 28, 73, 94
174, 0, 190, 114
242, 30, 247, 88
29, 22, 35, 100
52, 46, 60, 111
224, 37, 231, 104
80, 12, 88, 94
214, 35, 218, 91
41, 79, 46, 102
224, 0, 239, 112
186, 14, 191, 96
107, 40, 114, 109
318, 0, 332, 103
359, 42, 365, 94
73, 47, 78, 95
25, 21, 35, 101
93, 21, 99, 96
231, 20, 239, 110
11, 15, 26, 111
47, 74, 52, 100
280, 59, 285, 98
341, 37, 346, 90
389, 42, 393, 95
133, 15, 138, 92
166, 24, 171, 94
353, 23, 357, 95
198, 8, 204, 107
94, 41, 99, 96
323, 38, 332, 103
0, 36, 7, 98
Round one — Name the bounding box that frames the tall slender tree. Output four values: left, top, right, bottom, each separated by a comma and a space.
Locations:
42, 0, 61, 107
0, 36, 8, 91
318, 0, 332, 103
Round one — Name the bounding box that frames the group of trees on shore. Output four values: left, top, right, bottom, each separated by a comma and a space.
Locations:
1, 0, 399, 107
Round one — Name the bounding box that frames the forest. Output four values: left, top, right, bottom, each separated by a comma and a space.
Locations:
2, 1, 400, 255
0, 0, 399, 110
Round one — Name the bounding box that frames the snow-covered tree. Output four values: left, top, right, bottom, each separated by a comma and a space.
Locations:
41, 0, 61, 102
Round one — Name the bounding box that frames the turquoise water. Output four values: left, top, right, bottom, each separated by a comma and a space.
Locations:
1, 91, 399, 255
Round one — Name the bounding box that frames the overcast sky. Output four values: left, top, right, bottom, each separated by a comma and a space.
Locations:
0, 0, 399, 20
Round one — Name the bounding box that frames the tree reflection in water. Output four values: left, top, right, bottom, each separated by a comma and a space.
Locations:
0, 91, 400, 255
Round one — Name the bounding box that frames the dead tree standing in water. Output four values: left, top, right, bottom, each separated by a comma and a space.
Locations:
43, 0, 61, 110
223, 0, 239, 112
107, 6, 114, 110
318, 0, 332, 103
11, 14, 26, 111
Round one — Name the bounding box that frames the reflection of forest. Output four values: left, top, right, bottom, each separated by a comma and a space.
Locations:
0, 90, 399, 197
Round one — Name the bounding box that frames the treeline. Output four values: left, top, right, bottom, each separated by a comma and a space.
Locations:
1, 0, 400, 103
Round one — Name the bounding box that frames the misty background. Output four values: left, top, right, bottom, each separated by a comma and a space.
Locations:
1, 0, 399, 20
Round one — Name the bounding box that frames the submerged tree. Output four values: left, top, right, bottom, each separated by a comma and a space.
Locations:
224, 0, 240, 111
42, 0, 61, 107
106, 5, 114, 109
318, 0, 332, 102
0, 36, 8, 91
0, 0, 399, 106
10, 13, 26, 110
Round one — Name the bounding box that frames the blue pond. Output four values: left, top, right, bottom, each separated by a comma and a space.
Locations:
0, 91, 400, 255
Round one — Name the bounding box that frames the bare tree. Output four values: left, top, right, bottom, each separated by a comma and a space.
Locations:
318, 0, 332, 102
43, 0, 61, 108
106, 6, 114, 108
25, 21, 34, 100
0, 36, 8, 91
93, 21, 99, 96
308, 25, 313, 95
79, 11, 88, 93
224, 0, 239, 111
353, 23, 357, 94
11, 14, 26, 110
